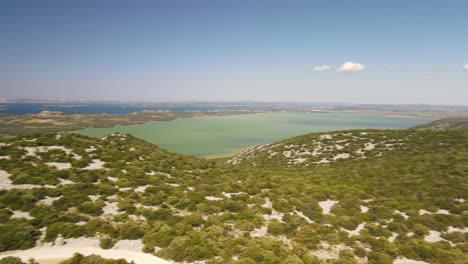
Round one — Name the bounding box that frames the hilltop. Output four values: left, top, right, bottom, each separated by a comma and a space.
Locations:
0, 130, 467, 263
412, 118, 468, 131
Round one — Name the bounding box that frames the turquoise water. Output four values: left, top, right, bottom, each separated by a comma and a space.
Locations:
76, 112, 431, 157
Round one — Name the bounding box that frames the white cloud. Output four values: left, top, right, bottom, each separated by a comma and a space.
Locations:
313, 65, 331, 72
337, 62, 365, 73
464, 64, 468, 71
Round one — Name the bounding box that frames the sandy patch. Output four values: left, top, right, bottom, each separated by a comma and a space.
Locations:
364, 142, 375, 150
295, 210, 314, 223
102, 202, 119, 216
135, 204, 159, 210
342, 223, 366, 237
82, 159, 105, 170
46, 162, 72, 170
146, 171, 172, 178
319, 200, 338, 215
388, 232, 398, 242
335, 144, 344, 150
59, 179, 74, 185
395, 210, 409, 219
424, 230, 445, 243
112, 239, 144, 252
135, 185, 150, 192
419, 209, 450, 215
38, 196, 62, 206
447, 226, 468, 233
332, 153, 350, 160
310, 242, 352, 261
418, 209, 431, 215
250, 226, 268, 238
108, 176, 118, 182
85, 146, 97, 152
263, 210, 284, 222
316, 158, 330, 164
11, 210, 34, 220
22, 146, 81, 160
0, 237, 171, 264
360, 205, 369, 213
89, 195, 100, 202
205, 196, 223, 201
0, 170, 55, 190
222, 192, 245, 198
319, 134, 333, 140
292, 158, 307, 164
394, 258, 428, 264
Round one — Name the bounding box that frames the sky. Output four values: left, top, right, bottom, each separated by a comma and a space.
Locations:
0, 0, 467, 105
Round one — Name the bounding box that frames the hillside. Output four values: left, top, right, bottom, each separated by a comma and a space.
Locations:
412, 118, 468, 131
0, 130, 467, 264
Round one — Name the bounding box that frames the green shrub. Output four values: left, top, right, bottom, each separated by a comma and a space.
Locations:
59, 253, 133, 264
0, 257, 25, 264
0, 221, 39, 251
368, 252, 393, 264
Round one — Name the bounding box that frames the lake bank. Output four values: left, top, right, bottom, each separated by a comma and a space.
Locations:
75, 112, 431, 158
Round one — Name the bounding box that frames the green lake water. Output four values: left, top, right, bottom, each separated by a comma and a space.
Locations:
75, 112, 431, 157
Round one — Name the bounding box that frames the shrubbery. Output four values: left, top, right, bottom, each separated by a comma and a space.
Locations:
0, 130, 467, 263
0, 221, 39, 251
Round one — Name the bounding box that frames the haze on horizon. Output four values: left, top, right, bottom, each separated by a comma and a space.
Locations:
0, 0, 467, 105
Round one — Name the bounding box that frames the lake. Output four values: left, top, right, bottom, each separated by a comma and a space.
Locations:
75, 112, 431, 158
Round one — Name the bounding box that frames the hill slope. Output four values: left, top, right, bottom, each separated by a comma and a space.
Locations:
412, 118, 468, 131
0, 130, 467, 264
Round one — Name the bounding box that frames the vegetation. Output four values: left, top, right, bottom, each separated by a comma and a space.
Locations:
59, 253, 133, 264
0, 129, 466, 263
0, 254, 131, 264
0, 110, 267, 138
412, 118, 468, 131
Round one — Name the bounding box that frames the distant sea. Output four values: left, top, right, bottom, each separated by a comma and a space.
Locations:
0, 103, 247, 115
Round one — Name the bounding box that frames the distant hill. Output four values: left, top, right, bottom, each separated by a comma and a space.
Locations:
0, 130, 467, 263
412, 118, 468, 131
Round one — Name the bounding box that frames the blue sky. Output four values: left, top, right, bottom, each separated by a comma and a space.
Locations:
1, 0, 467, 104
